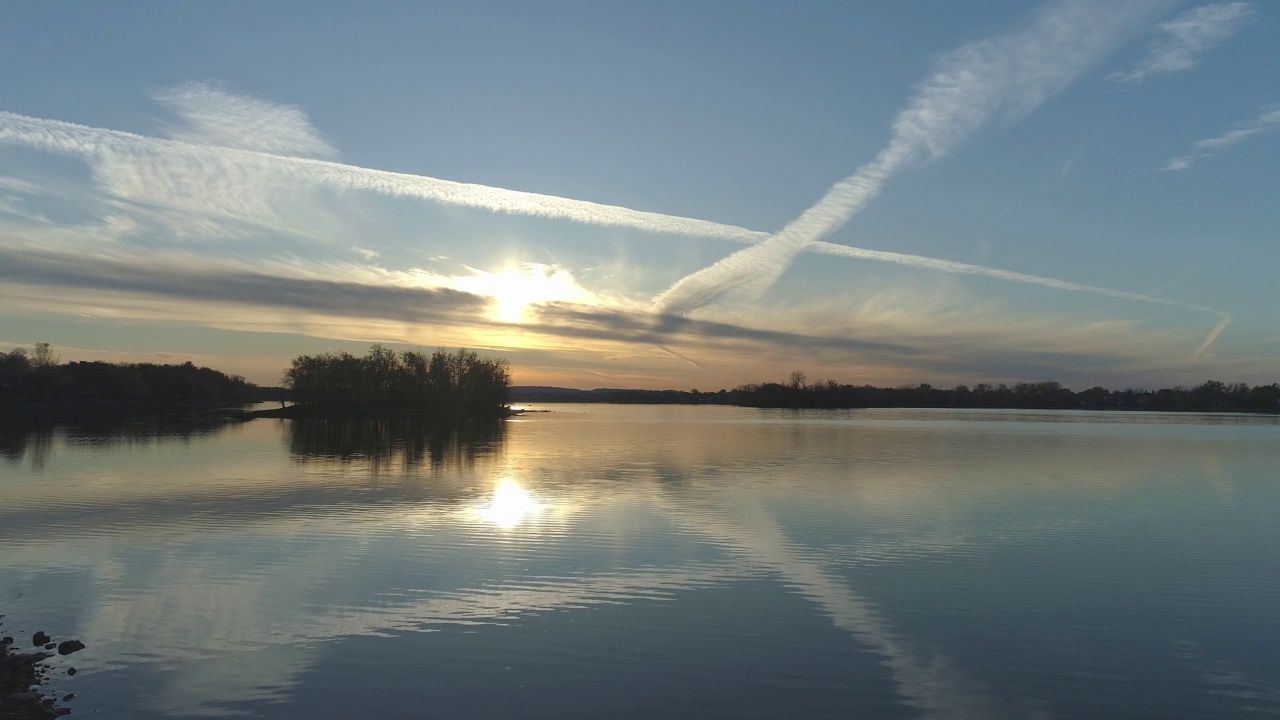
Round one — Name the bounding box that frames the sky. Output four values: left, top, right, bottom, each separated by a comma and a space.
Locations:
1, 0, 1277, 390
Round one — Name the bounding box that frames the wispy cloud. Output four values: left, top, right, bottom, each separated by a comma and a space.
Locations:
0, 110, 768, 244
154, 82, 338, 158
653, 0, 1166, 315
1108, 2, 1254, 83
0, 63, 1235, 368
1163, 105, 1280, 171
0, 93, 1226, 333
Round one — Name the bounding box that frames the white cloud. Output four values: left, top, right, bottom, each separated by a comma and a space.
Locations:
1108, 2, 1254, 83
1162, 155, 1195, 171
154, 81, 337, 158
0, 54, 1236, 367
1163, 105, 1280, 171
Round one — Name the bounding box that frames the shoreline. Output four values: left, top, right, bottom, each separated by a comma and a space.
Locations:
232, 406, 519, 421
0, 614, 83, 719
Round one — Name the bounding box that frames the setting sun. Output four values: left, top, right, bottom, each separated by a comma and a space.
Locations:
447, 263, 597, 324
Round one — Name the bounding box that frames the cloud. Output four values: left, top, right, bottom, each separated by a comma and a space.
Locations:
0, 246, 489, 324
1108, 2, 1254, 83
0, 110, 768, 244
1163, 105, 1280, 171
154, 81, 338, 158
0, 62, 1236, 367
653, 0, 1167, 315
528, 304, 924, 359
0, 103, 1221, 322
1192, 314, 1232, 359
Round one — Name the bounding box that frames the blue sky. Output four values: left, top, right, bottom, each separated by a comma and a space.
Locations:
1, 0, 1276, 388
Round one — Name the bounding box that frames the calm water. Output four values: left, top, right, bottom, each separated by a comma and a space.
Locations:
2, 405, 1279, 719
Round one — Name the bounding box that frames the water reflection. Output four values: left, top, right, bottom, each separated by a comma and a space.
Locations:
0, 412, 236, 468
1, 406, 1277, 719
0, 420, 54, 467
288, 417, 506, 472
474, 479, 543, 528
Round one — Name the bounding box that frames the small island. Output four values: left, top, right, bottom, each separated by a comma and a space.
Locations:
237, 345, 512, 420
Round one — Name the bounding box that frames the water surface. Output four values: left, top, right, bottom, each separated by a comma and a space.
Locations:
2, 406, 1278, 719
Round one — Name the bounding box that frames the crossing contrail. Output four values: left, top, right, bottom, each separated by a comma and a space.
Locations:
652, 0, 1171, 314
1, 13, 1232, 364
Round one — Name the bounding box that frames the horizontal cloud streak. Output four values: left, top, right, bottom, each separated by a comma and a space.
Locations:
529, 304, 923, 358
0, 247, 488, 323
0, 245, 926, 363
653, 0, 1166, 315
1108, 2, 1253, 83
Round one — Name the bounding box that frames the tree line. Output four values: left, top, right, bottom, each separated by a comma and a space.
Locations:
282, 345, 511, 416
554, 373, 1280, 413
0, 343, 256, 407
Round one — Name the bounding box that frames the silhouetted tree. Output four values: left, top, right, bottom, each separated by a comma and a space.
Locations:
0, 343, 255, 408
282, 346, 510, 416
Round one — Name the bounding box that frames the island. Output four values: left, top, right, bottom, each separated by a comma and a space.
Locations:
237, 345, 512, 420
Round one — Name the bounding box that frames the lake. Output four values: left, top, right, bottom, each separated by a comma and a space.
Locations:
2, 405, 1279, 719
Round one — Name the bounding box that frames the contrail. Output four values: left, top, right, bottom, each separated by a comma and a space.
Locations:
653, 0, 1171, 314
1, 46, 1232, 361
1191, 314, 1232, 360
0, 111, 768, 244
814, 241, 1222, 313
0, 107, 1198, 312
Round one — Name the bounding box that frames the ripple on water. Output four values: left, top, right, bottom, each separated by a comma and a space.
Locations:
1, 407, 1278, 718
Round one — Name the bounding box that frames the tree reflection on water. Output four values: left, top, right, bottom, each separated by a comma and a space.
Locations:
287, 418, 506, 472
0, 413, 234, 469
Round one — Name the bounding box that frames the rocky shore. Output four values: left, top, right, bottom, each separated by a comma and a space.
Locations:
0, 615, 83, 719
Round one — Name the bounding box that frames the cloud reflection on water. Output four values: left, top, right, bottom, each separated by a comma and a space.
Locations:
1, 406, 1277, 717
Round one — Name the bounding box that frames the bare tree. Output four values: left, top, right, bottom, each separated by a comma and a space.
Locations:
32, 342, 59, 368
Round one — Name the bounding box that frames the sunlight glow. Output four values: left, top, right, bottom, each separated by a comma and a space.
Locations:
475, 479, 542, 529
447, 263, 598, 323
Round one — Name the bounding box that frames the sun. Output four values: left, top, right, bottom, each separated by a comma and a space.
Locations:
490, 281, 545, 324
455, 263, 597, 323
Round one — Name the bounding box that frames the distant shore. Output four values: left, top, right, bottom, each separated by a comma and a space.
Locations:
509, 380, 1280, 414
513, 400, 1280, 414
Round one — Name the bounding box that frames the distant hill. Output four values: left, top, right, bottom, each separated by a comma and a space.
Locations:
510, 386, 620, 402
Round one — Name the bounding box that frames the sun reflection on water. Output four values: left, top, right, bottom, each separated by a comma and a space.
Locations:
475, 479, 542, 529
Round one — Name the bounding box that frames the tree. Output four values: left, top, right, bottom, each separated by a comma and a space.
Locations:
281, 345, 510, 415
32, 342, 59, 368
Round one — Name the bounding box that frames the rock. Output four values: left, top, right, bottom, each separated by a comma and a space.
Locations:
5, 691, 40, 702
65, 668, 76, 676
44, 643, 57, 650
56, 641, 85, 656
54, 708, 72, 717
1, 636, 12, 645
62, 693, 75, 701
32, 631, 51, 646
